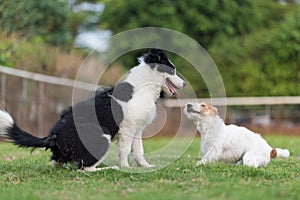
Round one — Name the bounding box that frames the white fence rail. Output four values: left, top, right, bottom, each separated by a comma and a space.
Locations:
0, 65, 299, 136
1, 65, 299, 107
0, 65, 98, 91
161, 96, 300, 107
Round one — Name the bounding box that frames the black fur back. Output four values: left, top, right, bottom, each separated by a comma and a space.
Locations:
48, 87, 122, 167
4, 87, 123, 168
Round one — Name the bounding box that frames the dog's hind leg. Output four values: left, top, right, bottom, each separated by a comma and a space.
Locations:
50, 147, 64, 167
242, 151, 270, 168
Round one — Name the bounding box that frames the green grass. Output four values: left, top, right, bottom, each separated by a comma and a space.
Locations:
0, 135, 299, 200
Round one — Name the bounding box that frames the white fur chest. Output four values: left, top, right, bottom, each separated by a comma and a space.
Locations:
119, 85, 159, 128
197, 117, 224, 154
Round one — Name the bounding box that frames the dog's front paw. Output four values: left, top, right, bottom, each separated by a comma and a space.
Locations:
140, 163, 155, 168
137, 161, 155, 168
196, 159, 207, 167
120, 163, 130, 168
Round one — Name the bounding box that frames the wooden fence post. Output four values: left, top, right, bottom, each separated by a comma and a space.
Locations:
1, 74, 6, 108
38, 82, 44, 136
17, 78, 28, 119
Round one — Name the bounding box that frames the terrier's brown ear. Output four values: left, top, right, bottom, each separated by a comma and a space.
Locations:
211, 106, 218, 116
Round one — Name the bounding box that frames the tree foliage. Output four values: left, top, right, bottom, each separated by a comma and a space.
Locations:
210, 9, 300, 96
0, 0, 299, 97
0, 0, 71, 45
100, 0, 265, 48
100, 0, 184, 34
100, 0, 300, 97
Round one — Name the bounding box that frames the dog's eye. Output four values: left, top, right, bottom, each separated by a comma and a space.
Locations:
201, 104, 205, 107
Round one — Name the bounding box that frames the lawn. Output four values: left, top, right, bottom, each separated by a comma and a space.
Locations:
0, 135, 299, 200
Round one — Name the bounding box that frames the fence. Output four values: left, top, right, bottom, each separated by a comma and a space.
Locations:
0, 65, 99, 136
1, 65, 300, 137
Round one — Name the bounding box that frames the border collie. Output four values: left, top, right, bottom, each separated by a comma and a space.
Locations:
184, 102, 290, 168
0, 48, 185, 171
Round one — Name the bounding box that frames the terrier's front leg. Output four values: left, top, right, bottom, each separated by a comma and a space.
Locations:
196, 149, 219, 166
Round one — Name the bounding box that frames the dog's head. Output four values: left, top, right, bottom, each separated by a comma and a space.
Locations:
184, 102, 218, 121
138, 48, 185, 96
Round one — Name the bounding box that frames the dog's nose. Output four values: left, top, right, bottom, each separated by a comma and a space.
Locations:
182, 81, 186, 88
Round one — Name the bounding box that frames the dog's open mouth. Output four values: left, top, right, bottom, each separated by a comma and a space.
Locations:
187, 107, 201, 114
166, 79, 179, 97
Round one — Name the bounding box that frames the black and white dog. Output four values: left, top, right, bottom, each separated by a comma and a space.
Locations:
0, 49, 185, 171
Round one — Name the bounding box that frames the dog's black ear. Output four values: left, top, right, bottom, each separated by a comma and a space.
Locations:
149, 48, 163, 55
143, 48, 164, 64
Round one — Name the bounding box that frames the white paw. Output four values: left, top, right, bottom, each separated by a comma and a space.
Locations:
51, 160, 62, 167
120, 163, 131, 168
51, 160, 57, 166
140, 163, 155, 168
195, 159, 207, 167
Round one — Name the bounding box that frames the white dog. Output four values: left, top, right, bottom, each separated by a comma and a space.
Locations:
184, 102, 290, 168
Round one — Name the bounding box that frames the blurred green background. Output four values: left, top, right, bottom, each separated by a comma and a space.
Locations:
0, 0, 299, 97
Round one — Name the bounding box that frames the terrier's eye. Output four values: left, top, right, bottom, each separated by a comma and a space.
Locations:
201, 104, 205, 107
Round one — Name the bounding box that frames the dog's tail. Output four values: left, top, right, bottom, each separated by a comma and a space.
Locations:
270, 148, 290, 159
0, 110, 54, 150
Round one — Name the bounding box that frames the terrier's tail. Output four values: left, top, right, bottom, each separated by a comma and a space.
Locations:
270, 148, 290, 158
